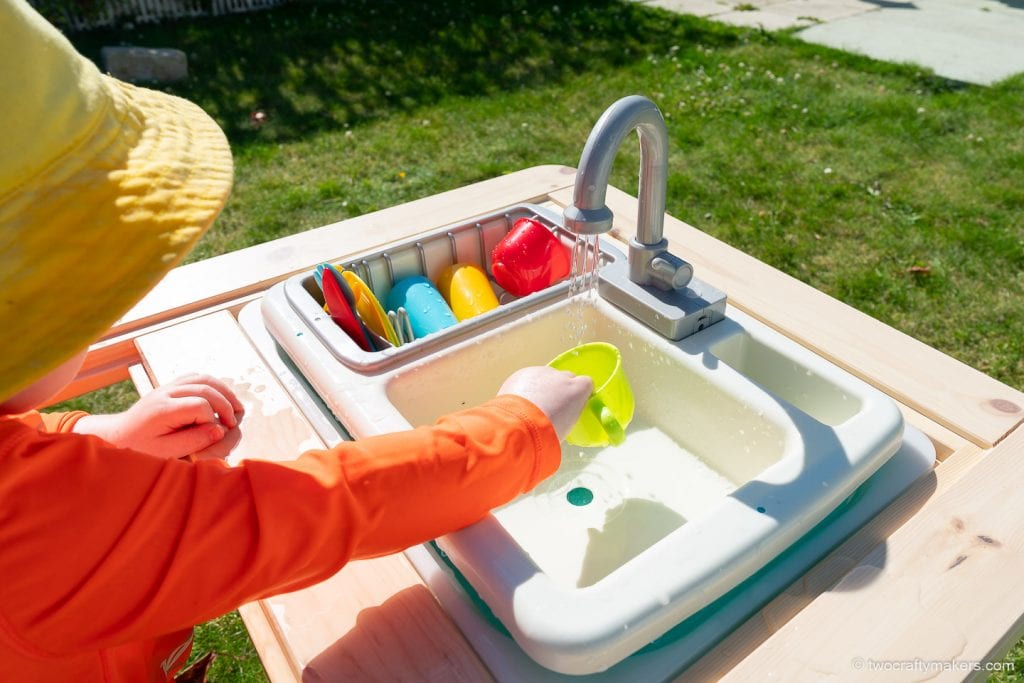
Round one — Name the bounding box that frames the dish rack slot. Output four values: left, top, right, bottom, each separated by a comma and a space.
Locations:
333, 211, 536, 306
278, 203, 623, 373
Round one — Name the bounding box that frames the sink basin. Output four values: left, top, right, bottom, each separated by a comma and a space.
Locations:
263, 260, 903, 674
388, 298, 901, 674
390, 300, 798, 592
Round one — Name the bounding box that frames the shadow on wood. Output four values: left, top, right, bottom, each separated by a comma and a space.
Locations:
302, 584, 493, 683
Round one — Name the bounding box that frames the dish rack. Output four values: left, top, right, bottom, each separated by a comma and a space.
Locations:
267, 203, 624, 373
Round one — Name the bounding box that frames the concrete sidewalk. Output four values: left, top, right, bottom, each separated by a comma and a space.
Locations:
638, 0, 1024, 85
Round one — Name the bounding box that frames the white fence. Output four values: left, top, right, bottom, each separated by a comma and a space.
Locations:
32, 0, 286, 31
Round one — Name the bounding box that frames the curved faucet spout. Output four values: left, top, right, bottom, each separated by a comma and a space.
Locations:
564, 95, 668, 242
564, 96, 692, 291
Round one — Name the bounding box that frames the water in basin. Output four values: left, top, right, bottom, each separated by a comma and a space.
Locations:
498, 419, 736, 589
388, 297, 788, 588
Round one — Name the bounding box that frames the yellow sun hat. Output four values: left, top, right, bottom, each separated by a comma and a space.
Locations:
0, 0, 233, 400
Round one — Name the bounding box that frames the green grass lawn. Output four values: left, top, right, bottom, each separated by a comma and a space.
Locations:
57, 0, 1023, 679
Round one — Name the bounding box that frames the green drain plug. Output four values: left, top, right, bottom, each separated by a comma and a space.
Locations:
566, 486, 594, 506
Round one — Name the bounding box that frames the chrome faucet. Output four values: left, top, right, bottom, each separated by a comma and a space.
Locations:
563, 95, 693, 291
564, 96, 726, 340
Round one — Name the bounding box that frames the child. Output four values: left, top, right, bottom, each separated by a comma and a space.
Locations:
0, 1, 592, 680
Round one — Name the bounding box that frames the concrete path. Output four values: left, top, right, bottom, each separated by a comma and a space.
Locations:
638, 0, 1024, 85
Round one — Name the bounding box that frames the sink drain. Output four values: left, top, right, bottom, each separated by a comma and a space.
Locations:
567, 486, 594, 506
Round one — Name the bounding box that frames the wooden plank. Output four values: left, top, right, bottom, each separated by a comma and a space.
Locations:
46, 363, 130, 406
546, 186, 1024, 448
677, 442, 986, 681
896, 402, 968, 462
136, 311, 323, 465
698, 429, 1024, 682
127, 363, 154, 396
135, 311, 491, 681
54, 292, 259, 408
101, 291, 264, 345
273, 556, 495, 682
235, 300, 348, 447
45, 338, 138, 405
237, 602, 301, 683
117, 166, 577, 337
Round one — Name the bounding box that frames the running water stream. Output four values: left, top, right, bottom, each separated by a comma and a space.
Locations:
569, 233, 601, 297
565, 233, 601, 345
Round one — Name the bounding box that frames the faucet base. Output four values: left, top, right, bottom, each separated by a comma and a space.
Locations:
599, 256, 726, 340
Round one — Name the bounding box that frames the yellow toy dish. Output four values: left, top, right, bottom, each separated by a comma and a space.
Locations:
436, 263, 500, 321
341, 270, 401, 347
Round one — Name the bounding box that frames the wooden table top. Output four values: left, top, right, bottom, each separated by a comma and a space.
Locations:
101, 165, 1024, 681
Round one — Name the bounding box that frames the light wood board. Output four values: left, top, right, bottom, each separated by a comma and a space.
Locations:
709, 430, 1024, 681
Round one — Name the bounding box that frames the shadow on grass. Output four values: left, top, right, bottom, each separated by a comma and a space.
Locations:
67, 0, 742, 147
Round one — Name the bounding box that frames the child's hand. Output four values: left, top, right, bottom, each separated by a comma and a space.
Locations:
498, 367, 593, 442
74, 374, 244, 460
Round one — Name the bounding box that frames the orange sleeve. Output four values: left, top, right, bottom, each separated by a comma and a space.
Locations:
0, 395, 559, 657
6, 409, 88, 433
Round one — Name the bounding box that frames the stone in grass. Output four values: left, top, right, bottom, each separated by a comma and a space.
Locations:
101, 46, 188, 84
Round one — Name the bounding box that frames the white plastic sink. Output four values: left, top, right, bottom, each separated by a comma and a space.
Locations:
262, 278, 904, 675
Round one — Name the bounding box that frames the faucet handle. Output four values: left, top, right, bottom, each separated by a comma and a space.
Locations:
649, 252, 694, 291
628, 238, 693, 291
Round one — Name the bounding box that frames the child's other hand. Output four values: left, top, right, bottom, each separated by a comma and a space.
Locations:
498, 367, 593, 442
74, 374, 244, 460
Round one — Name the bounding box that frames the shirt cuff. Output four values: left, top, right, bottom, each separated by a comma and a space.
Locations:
486, 394, 562, 489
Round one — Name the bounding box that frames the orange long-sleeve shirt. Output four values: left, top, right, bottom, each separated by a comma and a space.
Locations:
0, 396, 560, 682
